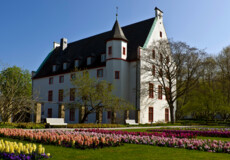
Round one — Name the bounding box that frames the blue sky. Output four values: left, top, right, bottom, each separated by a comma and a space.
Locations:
0, 0, 230, 72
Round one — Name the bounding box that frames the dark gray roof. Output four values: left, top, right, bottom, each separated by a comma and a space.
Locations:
33, 17, 155, 79
108, 20, 128, 41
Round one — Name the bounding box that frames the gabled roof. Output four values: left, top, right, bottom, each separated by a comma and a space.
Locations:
33, 17, 155, 79
108, 19, 128, 41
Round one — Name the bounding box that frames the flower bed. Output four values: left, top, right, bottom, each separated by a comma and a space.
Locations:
75, 129, 196, 138
0, 129, 122, 149
77, 130, 230, 154
0, 139, 50, 159
147, 129, 230, 138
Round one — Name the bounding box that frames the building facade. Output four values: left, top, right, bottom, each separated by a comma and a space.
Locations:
32, 7, 175, 124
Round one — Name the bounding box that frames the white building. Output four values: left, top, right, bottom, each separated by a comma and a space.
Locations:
32, 7, 174, 124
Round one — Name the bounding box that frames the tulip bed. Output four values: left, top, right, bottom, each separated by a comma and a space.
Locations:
0, 139, 50, 160
76, 129, 230, 154
0, 129, 122, 150
75, 129, 196, 138
147, 129, 230, 138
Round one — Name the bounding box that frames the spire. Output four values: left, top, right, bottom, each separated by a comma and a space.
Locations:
109, 19, 128, 42
116, 6, 118, 20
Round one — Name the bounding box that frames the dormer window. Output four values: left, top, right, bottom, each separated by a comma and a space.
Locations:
101, 54, 106, 62
87, 57, 91, 65
75, 60, 79, 68
63, 63, 67, 70
52, 65, 56, 72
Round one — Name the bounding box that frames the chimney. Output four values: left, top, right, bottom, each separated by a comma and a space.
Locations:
31, 71, 36, 78
60, 38, 68, 50
53, 42, 60, 49
155, 7, 163, 20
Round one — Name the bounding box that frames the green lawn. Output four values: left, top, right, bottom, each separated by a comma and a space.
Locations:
1, 137, 230, 160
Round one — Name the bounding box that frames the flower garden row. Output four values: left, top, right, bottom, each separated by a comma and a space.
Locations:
0, 139, 50, 160
147, 129, 230, 138
76, 129, 230, 154
0, 129, 122, 150
75, 129, 196, 138
0, 128, 230, 155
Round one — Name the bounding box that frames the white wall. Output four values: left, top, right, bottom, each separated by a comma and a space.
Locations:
138, 10, 173, 124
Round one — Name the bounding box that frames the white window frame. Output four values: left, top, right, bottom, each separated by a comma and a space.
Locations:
63, 63, 67, 70
52, 65, 56, 72
75, 60, 79, 67
87, 57, 91, 65
101, 54, 106, 62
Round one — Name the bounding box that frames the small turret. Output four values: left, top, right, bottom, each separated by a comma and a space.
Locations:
106, 19, 128, 60
107, 20, 128, 42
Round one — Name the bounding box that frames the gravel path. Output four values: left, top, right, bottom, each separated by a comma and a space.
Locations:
29, 125, 201, 131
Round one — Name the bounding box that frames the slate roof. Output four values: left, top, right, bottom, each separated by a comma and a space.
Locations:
33, 17, 155, 79
109, 20, 128, 41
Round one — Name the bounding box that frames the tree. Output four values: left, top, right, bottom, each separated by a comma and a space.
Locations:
66, 70, 133, 123
0, 66, 34, 122
216, 46, 230, 120
141, 40, 205, 123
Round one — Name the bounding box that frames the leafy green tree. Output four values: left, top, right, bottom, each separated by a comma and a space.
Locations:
0, 66, 33, 122
66, 70, 133, 123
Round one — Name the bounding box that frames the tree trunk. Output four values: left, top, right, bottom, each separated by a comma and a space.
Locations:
80, 113, 89, 123
169, 103, 175, 124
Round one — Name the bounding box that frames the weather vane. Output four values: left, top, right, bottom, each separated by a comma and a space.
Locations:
116, 6, 118, 19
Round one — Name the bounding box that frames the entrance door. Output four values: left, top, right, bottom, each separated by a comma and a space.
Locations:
149, 107, 153, 122
165, 108, 169, 122
48, 108, 52, 118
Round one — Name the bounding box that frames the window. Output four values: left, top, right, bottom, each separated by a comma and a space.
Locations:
49, 77, 53, 84
149, 107, 154, 122
165, 108, 169, 122
123, 47, 126, 55
101, 54, 106, 62
108, 46, 112, 55
63, 63, 67, 70
97, 69, 103, 78
87, 57, 91, 65
115, 71, 120, 79
58, 89, 64, 102
152, 65, 155, 76
48, 108, 52, 118
160, 31, 162, 38
48, 90, 53, 101
69, 108, 75, 121
75, 60, 79, 68
59, 76, 64, 83
70, 88, 75, 101
166, 56, 169, 64
158, 86, 162, 99
70, 74, 75, 80
107, 111, 111, 119
52, 65, 56, 72
159, 69, 163, 77
160, 54, 163, 63
152, 50, 155, 59
149, 83, 154, 98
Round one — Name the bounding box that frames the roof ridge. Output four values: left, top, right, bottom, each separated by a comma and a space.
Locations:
68, 17, 155, 45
